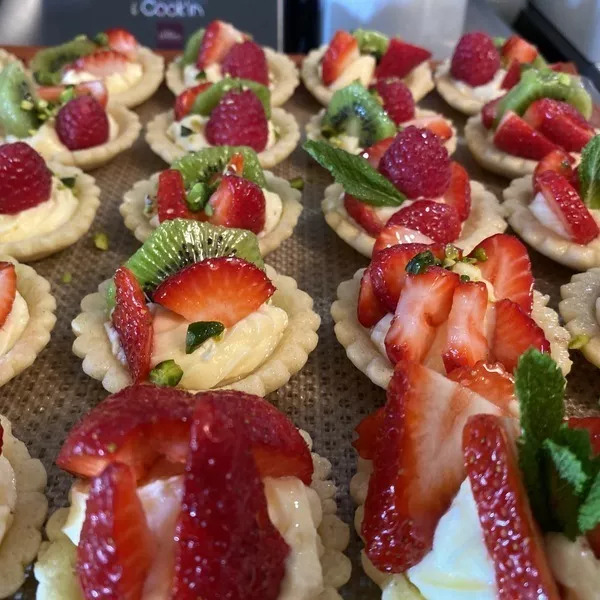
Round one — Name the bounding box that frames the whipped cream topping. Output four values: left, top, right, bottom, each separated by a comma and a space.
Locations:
440, 61, 506, 103
62, 61, 143, 96
0, 291, 29, 356
328, 55, 376, 91
0, 452, 16, 546
183, 62, 223, 87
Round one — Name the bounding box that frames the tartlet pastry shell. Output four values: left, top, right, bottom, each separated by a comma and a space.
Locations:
145, 108, 300, 169
0, 49, 23, 70
120, 170, 303, 254
434, 60, 489, 116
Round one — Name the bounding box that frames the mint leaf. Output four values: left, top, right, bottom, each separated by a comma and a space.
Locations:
579, 469, 600, 532
518, 438, 552, 529
579, 136, 600, 209
303, 140, 405, 207
554, 424, 595, 475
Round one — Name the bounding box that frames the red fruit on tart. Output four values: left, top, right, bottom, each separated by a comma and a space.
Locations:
374, 39, 431, 80
450, 31, 501, 86
321, 30, 360, 86
71, 49, 130, 77
402, 115, 453, 141
500, 59, 521, 89
0, 261, 16, 329
197, 20, 242, 68
372, 78, 416, 125
174, 82, 211, 120
481, 96, 503, 129
443, 161, 471, 220
533, 148, 576, 192
37, 80, 108, 108
360, 137, 395, 168
568, 416, 600, 455
55, 95, 110, 150
104, 27, 139, 58
357, 268, 388, 328
157, 169, 196, 222
501, 34, 539, 64
221, 40, 269, 86
343, 194, 386, 236
493, 110, 558, 160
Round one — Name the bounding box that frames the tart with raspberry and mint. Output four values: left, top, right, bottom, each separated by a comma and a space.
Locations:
0, 63, 140, 171
35, 385, 351, 600
0, 414, 47, 598
72, 220, 319, 395
351, 350, 600, 600
306, 127, 506, 258
166, 20, 299, 107
465, 67, 597, 179
331, 234, 571, 390
30, 28, 164, 108
504, 138, 600, 270
302, 29, 434, 106
120, 146, 302, 254
146, 77, 299, 168
306, 80, 457, 155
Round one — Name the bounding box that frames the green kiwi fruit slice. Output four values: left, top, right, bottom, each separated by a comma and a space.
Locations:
172, 146, 267, 188
321, 82, 397, 147
0, 64, 40, 138
352, 29, 389, 59
106, 220, 265, 306
190, 77, 271, 118
182, 28, 205, 66
31, 37, 97, 85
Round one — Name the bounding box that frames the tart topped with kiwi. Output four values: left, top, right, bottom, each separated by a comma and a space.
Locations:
165, 19, 299, 107
30, 28, 164, 108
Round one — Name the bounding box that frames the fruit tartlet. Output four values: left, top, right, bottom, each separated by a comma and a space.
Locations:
0, 63, 140, 171
331, 234, 571, 390
465, 68, 596, 179
302, 29, 434, 106
120, 146, 302, 253
146, 77, 299, 168
30, 28, 164, 108
72, 220, 319, 394
306, 127, 506, 259
0, 414, 47, 598
166, 19, 299, 107
0, 256, 56, 388
351, 350, 600, 600
306, 80, 457, 155
504, 138, 600, 270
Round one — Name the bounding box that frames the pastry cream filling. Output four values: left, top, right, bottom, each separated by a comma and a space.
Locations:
0, 177, 78, 243
183, 62, 277, 91
62, 474, 324, 600
440, 61, 506, 102
62, 61, 144, 95
0, 454, 17, 546
327, 55, 376, 91
0, 292, 29, 356
529, 191, 574, 240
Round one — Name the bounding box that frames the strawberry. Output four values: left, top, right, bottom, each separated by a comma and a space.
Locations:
205, 89, 269, 152
536, 170, 599, 245
112, 267, 153, 383
197, 20, 242, 68
77, 463, 153, 600
373, 78, 415, 125
443, 161, 471, 221
55, 95, 109, 150
362, 360, 507, 572
353, 406, 384, 460
491, 298, 550, 372
450, 32, 500, 86
587, 526, 600, 560
550, 62, 578, 75
463, 414, 561, 599
357, 267, 387, 327
0, 262, 16, 329
157, 169, 197, 223
471, 234, 534, 313
104, 28, 138, 58
533, 148, 576, 193
493, 111, 558, 160
375, 39, 431, 80
373, 223, 434, 252
402, 116, 453, 141
361, 137, 395, 168
343, 194, 385, 236
174, 82, 211, 121
481, 96, 503, 129
221, 40, 269, 86
37, 81, 108, 107
0, 142, 52, 214
321, 30, 359, 86
501, 35, 538, 64
224, 151, 245, 176
71, 49, 130, 77
385, 267, 459, 364
500, 59, 521, 89
568, 417, 600, 455
153, 257, 275, 328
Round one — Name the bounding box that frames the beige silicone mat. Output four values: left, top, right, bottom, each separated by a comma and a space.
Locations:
2, 76, 599, 599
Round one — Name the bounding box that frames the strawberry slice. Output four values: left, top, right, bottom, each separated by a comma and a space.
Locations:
157, 169, 197, 223
71, 49, 130, 77
373, 223, 434, 253
533, 148, 576, 193
321, 30, 359, 86
361, 137, 395, 168
385, 267, 459, 364
568, 416, 600, 455
471, 233, 533, 313
77, 463, 153, 600
501, 35, 538, 64
37, 81, 108, 107
343, 194, 386, 236
197, 20, 242, 68
463, 414, 561, 599
171, 400, 289, 600
491, 298, 550, 372
536, 170, 599, 245
402, 116, 453, 141
493, 110, 558, 160
443, 161, 471, 221
153, 257, 275, 328
500, 59, 521, 89
362, 360, 508, 572
104, 28, 138, 58
549, 61, 578, 75
0, 262, 16, 329
357, 267, 387, 328
375, 39, 431, 79
353, 406, 384, 460
481, 96, 503, 129
112, 267, 153, 383
174, 82, 211, 121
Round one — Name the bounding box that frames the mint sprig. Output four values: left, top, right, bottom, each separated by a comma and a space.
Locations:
579, 135, 600, 209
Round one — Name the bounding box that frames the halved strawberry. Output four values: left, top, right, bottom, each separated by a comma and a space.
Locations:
500, 59, 521, 89
443, 161, 471, 221
481, 96, 503, 129
463, 414, 561, 599
362, 360, 508, 572
153, 257, 275, 328
37, 81, 108, 107
197, 20, 242, 68
493, 110, 558, 160
361, 137, 395, 168
357, 267, 387, 328
0, 262, 16, 329
343, 194, 386, 236
104, 28, 138, 58
402, 116, 453, 141
157, 169, 197, 223
174, 82, 211, 121
77, 462, 153, 600
568, 416, 600, 455
375, 39, 431, 80
321, 30, 359, 86
372, 223, 434, 253
501, 35, 538, 64
550, 62, 578, 75
353, 406, 384, 460
533, 148, 576, 193
70, 49, 130, 77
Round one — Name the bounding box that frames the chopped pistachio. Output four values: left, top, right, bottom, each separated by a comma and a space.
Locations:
472, 247, 488, 262
75, 34, 88, 42
94, 32, 109, 46
180, 125, 193, 137
59, 87, 76, 104
20, 100, 34, 111
405, 250, 438, 275
460, 274, 470, 283
444, 244, 460, 262
186, 182, 210, 211
186, 321, 225, 354
149, 359, 183, 387
195, 70, 206, 80
203, 202, 214, 217
28, 128, 37, 136
569, 334, 590, 349
37, 99, 48, 109
60, 176, 76, 189
93, 232, 109, 251
289, 176, 305, 191
61, 272, 73, 284
143, 194, 156, 217
321, 125, 335, 140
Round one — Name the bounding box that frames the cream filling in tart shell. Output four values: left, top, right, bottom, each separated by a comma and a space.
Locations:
0, 414, 47, 599
146, 108, 300, 169
72, 265, 320, 395
321, 181, 507, 258
120, 170, 302, 253
166, 48, 299, 107
34, 431, 351, 600
0, 163, 100, 262
504, 174, 600, 271
301, 45, 434, 106
305, 108, 457, 156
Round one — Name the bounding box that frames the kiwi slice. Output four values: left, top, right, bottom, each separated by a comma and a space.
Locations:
190, 77, 271, 118
321, 82, 397, 147
31, 37, 97, 85
106, 220, 265, 306
172, 146, 267, 188
352, 29, 389, 59
0, 64, 40, 138
182, 28, 205, 66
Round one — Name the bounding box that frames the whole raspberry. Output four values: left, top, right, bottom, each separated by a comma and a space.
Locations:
373, 78, 415, 125
379, 127, 451, 199
0, 142, 52, 214
56, 95, 109, 150
205, 90, 269, 152
222, 40, 269, 86
450, 32, 500, 86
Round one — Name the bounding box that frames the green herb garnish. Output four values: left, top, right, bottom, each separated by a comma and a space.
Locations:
579, 136, 600, 209
405, 250, 439, 275
195, 70, 206, 80
180, 125, 194, 138
93, 232, 109, 251
60, 176, 76, 189
61, 272, 72, 284
94, 32, 109, 46
186, 321, 225, 354
149, 359, 183, 387
289, 176, 304, 191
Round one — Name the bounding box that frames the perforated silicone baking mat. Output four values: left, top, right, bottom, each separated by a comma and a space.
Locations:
1, 73, 599, 599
